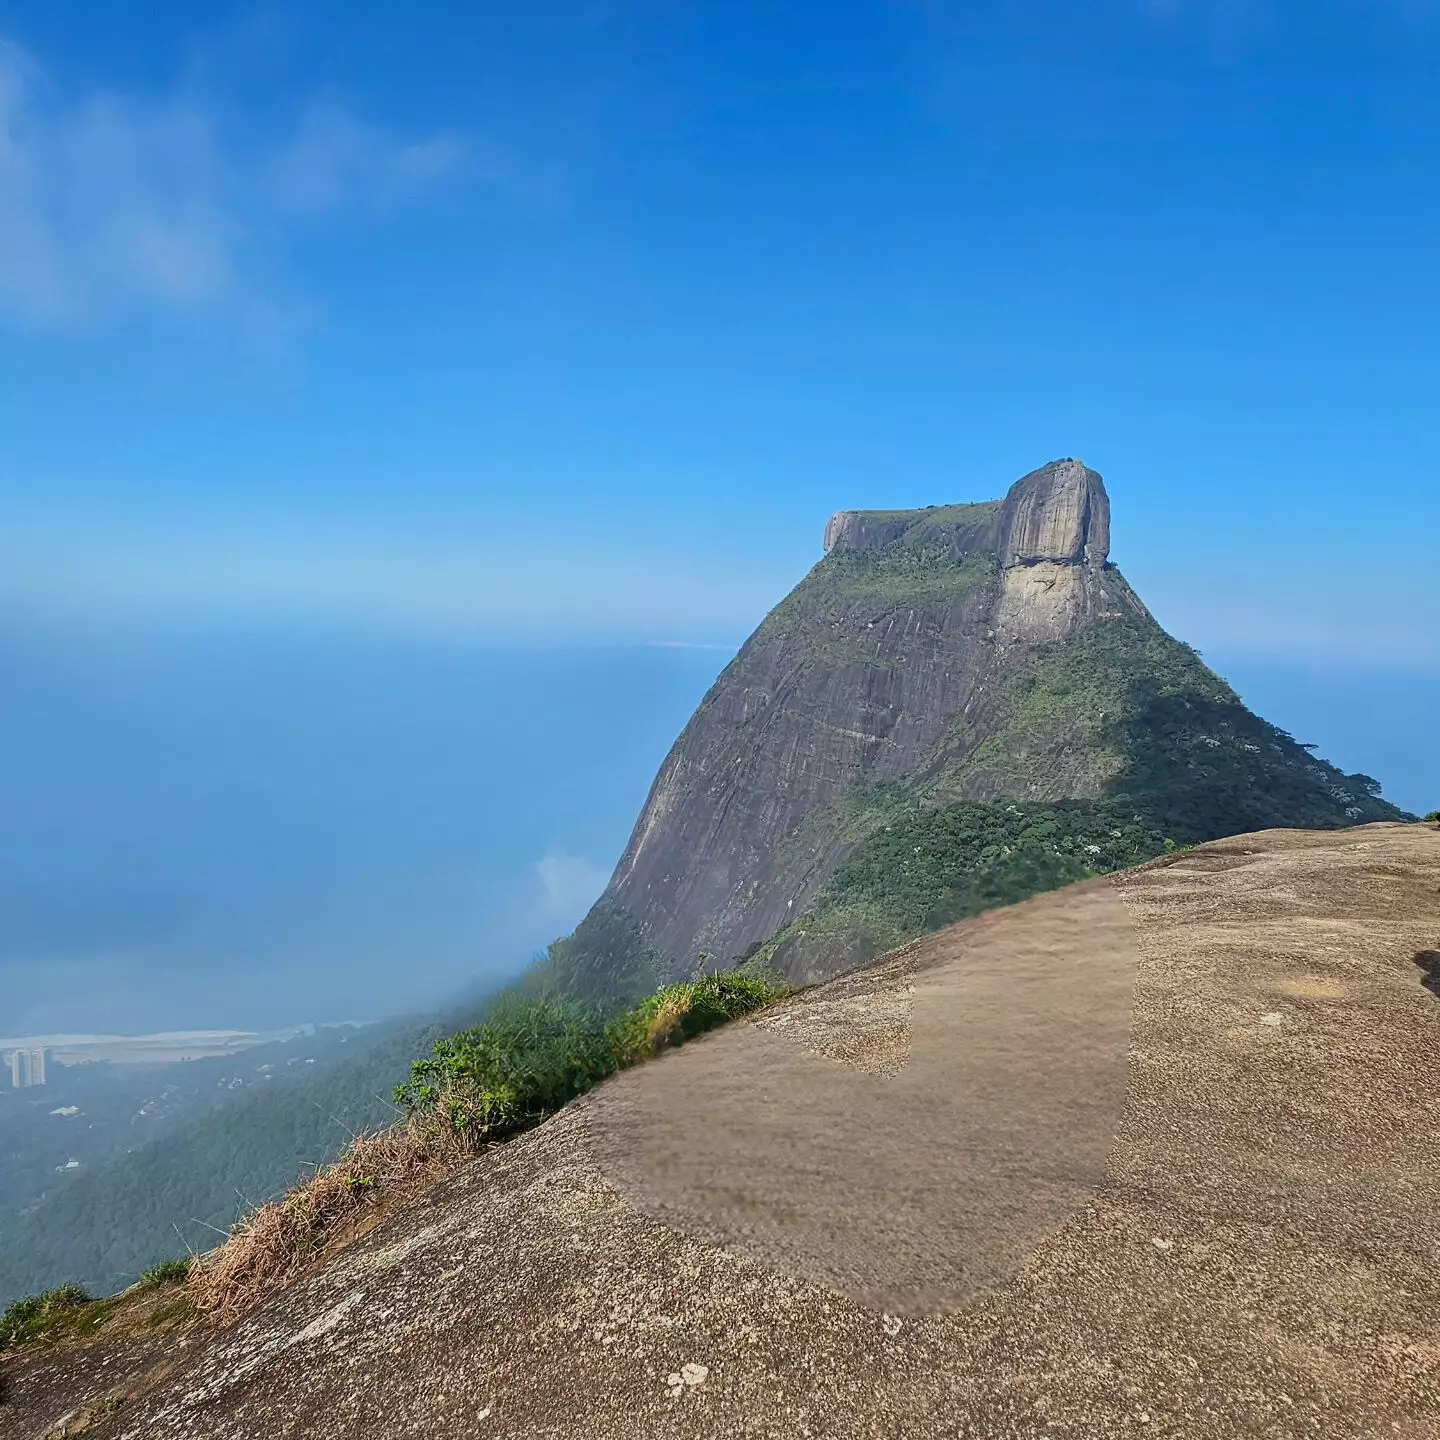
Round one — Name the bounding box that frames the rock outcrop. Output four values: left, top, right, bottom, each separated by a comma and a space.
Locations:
996, 457, 1110, 566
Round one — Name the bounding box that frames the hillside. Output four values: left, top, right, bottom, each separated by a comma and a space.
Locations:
0, 1016, 457, 1308
11, 823, 1437, 1438
592, 459, 1405, 984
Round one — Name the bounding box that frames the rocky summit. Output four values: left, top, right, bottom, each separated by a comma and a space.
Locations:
601, 459, 1403, 985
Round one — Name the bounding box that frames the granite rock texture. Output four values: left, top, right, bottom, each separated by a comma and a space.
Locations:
597, 457, 1403, 980
996, 457, 1110, 566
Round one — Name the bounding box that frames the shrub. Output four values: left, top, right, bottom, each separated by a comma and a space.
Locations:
607, 972, 786, 1068
1426, 810, 1440, 824
192, 968, 784, 1322
396, 969, 786, 1142
395, 996, 618, 1142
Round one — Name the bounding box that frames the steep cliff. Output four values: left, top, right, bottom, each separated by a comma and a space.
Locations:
599, 459, 1404, 982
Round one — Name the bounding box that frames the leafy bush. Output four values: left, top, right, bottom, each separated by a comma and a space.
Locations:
396, 970, 785, 1142
192, 969, 784, 1322
824, 798, 1169, 932
396, 996, 617, 1138
608, 972, 784, 1067
1426, 810, 1440, 824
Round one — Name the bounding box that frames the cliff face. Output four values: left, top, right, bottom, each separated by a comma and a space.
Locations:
602, 458, 1404, 977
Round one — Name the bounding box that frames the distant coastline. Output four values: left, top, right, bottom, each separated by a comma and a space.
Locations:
0, 1022, 370, 1067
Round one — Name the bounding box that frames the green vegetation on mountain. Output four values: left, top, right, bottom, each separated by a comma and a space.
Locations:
0, 1284, 99, 1352
190, 970, 785, 1324
602, 462, 1409, 982
761, 797, 1173, 977
5, 466, 1416, 1326
753, 537, 997, 669
0, 907, 760, 1313
510, 896, 664, 1012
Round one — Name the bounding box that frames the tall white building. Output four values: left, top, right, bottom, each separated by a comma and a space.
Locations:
8, 1047, 48, 1089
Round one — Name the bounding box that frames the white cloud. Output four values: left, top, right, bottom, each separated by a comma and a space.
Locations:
267, 100, 466, 215
534, 852, 610, 922
0, 37, 465, 327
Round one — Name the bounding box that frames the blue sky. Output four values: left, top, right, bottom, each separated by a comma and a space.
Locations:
2, 1, 1437, 1030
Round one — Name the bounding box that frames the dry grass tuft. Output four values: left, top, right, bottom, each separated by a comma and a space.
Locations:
189, 1105, 476, 1322
644, 990, 695, 1053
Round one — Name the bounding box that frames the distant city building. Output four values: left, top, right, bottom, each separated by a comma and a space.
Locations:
8, 1047, 48, 1089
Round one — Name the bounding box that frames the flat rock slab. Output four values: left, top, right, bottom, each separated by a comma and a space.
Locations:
6, 823, 1438, 1440
591, 879, 1139, 1314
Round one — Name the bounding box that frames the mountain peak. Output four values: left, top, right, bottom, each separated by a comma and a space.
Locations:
606, 458, 1403, 980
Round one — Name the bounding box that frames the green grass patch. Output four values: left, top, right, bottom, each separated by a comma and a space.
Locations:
753, 521, 1000, 670
396, 969, 787, 1142
607, 971, 783, 1067
766, 547, 998, 631
0, 1283, 122, 1351
138, 1257, 192, 1290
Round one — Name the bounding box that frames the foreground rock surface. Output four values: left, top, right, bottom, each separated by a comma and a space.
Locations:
6, 823, 1439, 1439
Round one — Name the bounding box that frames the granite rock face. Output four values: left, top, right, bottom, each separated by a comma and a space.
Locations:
606, 460, 1146, 969
996, 458, 1110, 566
32, 825, 1437, 1440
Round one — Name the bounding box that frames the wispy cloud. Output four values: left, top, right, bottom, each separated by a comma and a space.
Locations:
0, 36, 467, 328
266, 100, 468, 215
